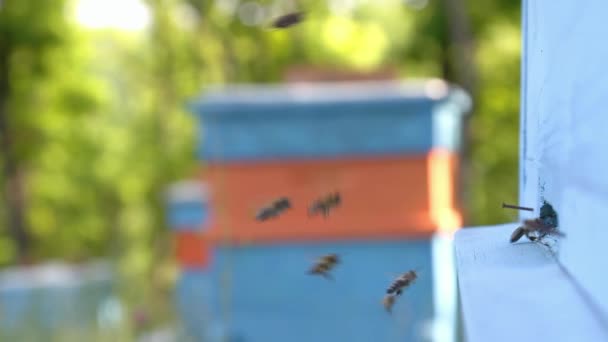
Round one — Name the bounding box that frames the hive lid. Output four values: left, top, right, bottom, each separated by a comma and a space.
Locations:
190, 79, 472, 117
166, 181, 209, 203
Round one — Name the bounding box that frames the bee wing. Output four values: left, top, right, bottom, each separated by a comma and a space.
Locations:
333, 192, 341, 205
316, 254, 333, 263
308, 198, 321, 211
309, 253, 326, 265
551, 229, 566, 237
272, 197, 291, 209
386, 269, 411, 279
384, 268, 420, 285
250, 196, 271, 212
332, 253, 341, 263
524, 218, 544, 230
307, 264, 318, 274
384, 271, 400, 281
382, 295, 394, 313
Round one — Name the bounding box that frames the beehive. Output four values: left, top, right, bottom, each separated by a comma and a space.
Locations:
168, 79, 471, 341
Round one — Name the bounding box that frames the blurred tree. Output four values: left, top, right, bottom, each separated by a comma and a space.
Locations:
0, 0, 523, 335
462, 0, 521, 225
468, 19, 521, 224
0, 0, 72, 262
0, 0, 112, 266
74, 0, 203, 331
172, 0, 521, 225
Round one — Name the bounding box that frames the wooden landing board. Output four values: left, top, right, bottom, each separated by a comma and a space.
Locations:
455, 224, 608, 342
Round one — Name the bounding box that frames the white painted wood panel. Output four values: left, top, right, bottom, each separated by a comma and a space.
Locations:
459, 1, 608, 339
519, 0, 608, 318
455, 224, 608, 342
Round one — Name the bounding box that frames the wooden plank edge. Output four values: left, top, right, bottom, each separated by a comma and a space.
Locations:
454, 223, 608, 342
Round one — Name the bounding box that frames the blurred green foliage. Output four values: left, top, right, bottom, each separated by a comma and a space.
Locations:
0, 0, 521, 335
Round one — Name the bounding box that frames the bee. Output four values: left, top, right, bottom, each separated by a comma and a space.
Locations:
509, 218, 564, 243
381, 270, 417, 313
255, 197, 291, 221
382, 294, 397, 313
271, 12, 305, 28
308, 192, 341, 218
308, 253, 340, 280
511, 200, 563, 243
386, 270, 417, 296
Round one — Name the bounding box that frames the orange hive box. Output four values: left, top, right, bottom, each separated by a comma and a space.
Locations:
174, 231, 211, 268
197, 149, 461, 244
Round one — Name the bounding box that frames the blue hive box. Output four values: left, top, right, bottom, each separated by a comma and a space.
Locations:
175, 236, 457, 342
167, 200, 210, 231
176, 80, 465, 341
0, 262, 114, 337
166, 181, 210, 231
190, 80, 471, 163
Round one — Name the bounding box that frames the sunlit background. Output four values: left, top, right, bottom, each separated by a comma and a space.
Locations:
75, 0, 151, 30
0, 0, 520, 341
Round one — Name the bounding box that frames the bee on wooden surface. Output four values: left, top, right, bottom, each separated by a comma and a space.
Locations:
308, 253, 340, 280
510, 200, 563, 244
308, 192, 341, 218
271, 12, 305, 28
386, 270, 417, 296
382, 294, 397, 313
255, 197, 291, 221
509, 218, 564, 243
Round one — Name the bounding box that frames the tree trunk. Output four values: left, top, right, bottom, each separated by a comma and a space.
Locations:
439, 0, 478, 226
440, 0, 478, 95
0, 44, 30, 262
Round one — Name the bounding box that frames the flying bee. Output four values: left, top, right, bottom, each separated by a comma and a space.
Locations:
255, 197, 292, 221
308, 192, 341, 218
386, 270, 417, 296
382, 294, 397, 313
271, 12, 305, 28
308, 253, 340, 280
381, 270, 417, 313
509, 218, 564, 243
